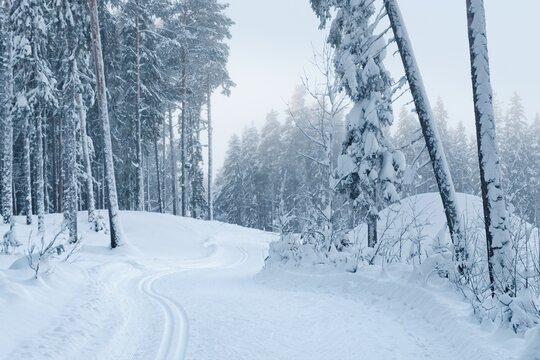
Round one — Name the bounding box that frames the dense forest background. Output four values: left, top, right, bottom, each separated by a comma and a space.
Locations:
215, 89, 540, 234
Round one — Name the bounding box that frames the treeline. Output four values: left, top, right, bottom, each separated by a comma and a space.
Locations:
0, 0, 233, 241
216, 92, 540, 231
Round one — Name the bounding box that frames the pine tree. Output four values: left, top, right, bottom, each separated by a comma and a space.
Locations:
240, 126, 260, 228
500, 93, 531, 220
448, 121, 472, 194
215, 134, 244, 225
257, 111, 283, 230
55, 0, 90, 243
12, 0, 56, 230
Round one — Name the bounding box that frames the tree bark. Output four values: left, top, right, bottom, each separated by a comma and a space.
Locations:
180, 48, 188, 217
35, 113, 45, 232
76, 88, 96, 222
154, 135, 163, 213
207, 75, 213, 221
169, 106, 178, 215
89, 0, 124, 248
162, 112, 167, 211
23, 117, 32, 225
466, 0, 512, 296
384, 0, 467, 271
134, 0, 144, 211
1, 0, 13, 224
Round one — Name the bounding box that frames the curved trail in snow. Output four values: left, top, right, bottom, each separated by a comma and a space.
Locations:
137, 244, 250, 360
139, 270, 189, 360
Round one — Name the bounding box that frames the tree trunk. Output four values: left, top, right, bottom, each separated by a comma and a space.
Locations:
43, 117, 50, 212
1, 0, 13, 224
134, 0, 144, 211
180, 49, 188, 217
154, 136, 163, 213
169, 106, 178, 215
466, 0, 512, 296
207, 75, 213, 221
384, 0, 467, 271
162, 113, 167, 211
35, 114, 45, 232
89, 0, 124, 248
63, 72, 78, 244
24, 118, 32, 225
367, 213, 378, 249
76, 88, 96, 222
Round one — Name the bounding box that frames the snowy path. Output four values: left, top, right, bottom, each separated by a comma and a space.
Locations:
0, 212, 526, 359
139, 269, 189, 360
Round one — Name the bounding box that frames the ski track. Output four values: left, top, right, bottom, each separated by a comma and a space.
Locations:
139, 269, 189, 360
133, 244, 249, 360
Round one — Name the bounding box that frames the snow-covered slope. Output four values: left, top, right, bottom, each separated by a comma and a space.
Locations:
0, 209, 536, 359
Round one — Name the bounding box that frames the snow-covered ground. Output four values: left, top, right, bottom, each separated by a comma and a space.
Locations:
0, 207, 537, 359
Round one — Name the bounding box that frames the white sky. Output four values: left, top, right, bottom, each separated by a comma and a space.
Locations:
212, 0, 540, 169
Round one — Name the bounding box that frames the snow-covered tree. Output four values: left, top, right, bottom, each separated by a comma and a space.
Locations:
499, 94, 533, 222
0, 0, 14, 224
240, 126, 260, 228
383, 0, 467, 272
88, 0, 124, 248
11, 0, 56, 230
314, 0, 404, 248
466, 0, 512, 296
257, 111, 283, 230
214, 134, 244, 225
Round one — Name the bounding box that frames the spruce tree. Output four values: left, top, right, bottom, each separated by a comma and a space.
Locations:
316, 0, 404, 248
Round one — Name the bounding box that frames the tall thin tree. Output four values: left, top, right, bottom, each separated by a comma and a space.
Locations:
466, 0, 512, 296
88, 0, 124, 248
1, 0, 14, 224
383, 0, 467, 272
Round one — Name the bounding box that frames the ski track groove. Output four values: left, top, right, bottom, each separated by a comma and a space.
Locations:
140, 270, 189, 360
137, 243, 249, 360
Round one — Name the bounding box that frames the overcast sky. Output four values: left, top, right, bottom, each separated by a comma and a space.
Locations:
211, 0, 540, 169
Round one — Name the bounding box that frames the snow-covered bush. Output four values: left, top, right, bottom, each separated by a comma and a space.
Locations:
1, 220, 22, 255
22, 227, 81, 279
265, 232, 357, 273
92, 212, 107, 233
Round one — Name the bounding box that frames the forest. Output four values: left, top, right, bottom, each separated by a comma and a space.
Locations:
0, 0, 539, 359
0, 0, 232, 245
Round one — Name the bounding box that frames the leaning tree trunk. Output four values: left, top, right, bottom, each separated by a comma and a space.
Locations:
134, 0, 144, 211
1, 0, 13, 224
89, 0, 124, 248
466, 0, 512, 296
207, 75, 213, 221
35, 113, 45, 232
168, 106, 178, 215
384, 0, 467, 272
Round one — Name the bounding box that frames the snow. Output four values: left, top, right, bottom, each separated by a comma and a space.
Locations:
0, 209, 536, 359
